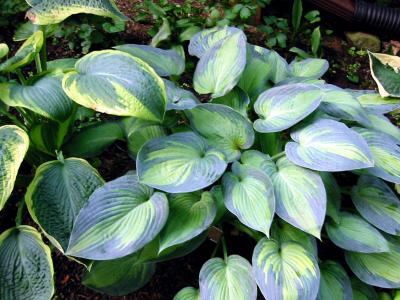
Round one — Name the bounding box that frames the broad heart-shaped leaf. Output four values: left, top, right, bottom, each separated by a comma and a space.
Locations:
0, 125, 29, 211
199, 255, 257, 300
0, 73, 74, 122
159, 191, 216, 252
253, 83, 322, 133
0, 31, 43, 73
163, 79, 200, 110
345, 235, 400, 288
318, 260, 352, 300
67, 174, 169, 260
174, 287, 200, 300
366, 113, 400, 142
252, 238, 320, 300
137, 131, 227, 193
114, 44, 184, 76
352, 175, 400, 235
211, 86, 250, 117
222, 162, 275, 236
356, 92, 400, 114
325, 212, 389, 253
286, 119, 374, 172
62, 50, 167, 121
26, 0, 128, 25
25, 158, 104, 251
193, 31, 247, 98
289, 58, 329, 78
185, 104, 254, 162
0, 226, 54, 300
352, 127, 400, 184
368, 52, 400, 98
320, 172, 341, 224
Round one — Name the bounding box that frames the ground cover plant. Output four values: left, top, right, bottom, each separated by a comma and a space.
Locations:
1, 1, 400, 299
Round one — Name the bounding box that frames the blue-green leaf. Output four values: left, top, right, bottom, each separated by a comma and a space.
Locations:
318, 261, 352, 300
366, 113, 400, 142
289, 58, 329, 78
163, 79, 199, 110
351, 277, 378, 300
320, 172, 341, 224
266, 50, 290, 84
357, 92, 400, 114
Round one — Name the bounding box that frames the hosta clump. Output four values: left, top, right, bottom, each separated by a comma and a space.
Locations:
1, 4, 400, 298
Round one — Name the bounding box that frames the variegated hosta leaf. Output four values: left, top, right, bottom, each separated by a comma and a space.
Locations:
67, 174, 169, 260
352, 175, 400, 235
253, 238, 320, 300
289, 58, 329, 78
276, 77, 325, 86
62, 50, 167, 121
185, 103, 254, 162
26, 0, 128, 25
320, 172, 341, 224
163, 79, 200, 110
25, 158, 104, 251
253, 83, 322, 133
0, 43, 9, 60
199, 255, 257, 300
266, 50, 290, 84
366, 113, 400, 142
193, 31, 246, 97
0, 31, 43, 73
318, 261, 352, 300
159, 191, 216, 252
137, 132, 227, 193
357, 92, 400, 114
114, 44, 185, 76
174, 287, 200, 300
286, 119, 374, 172
0, 73, 74, 122
13, 22, 58, 42
351, 277, 378, 300
0, 125, 29, 211
47, 58, 77, 71
240, 149, 276, 175
326, 212, 389, 253
368, 52, 400, 98
0, 226, 54, 300
345, 235, 400, 288
222, 162, 275, 236
353, 127, 400, 184
211, 86, 250, 117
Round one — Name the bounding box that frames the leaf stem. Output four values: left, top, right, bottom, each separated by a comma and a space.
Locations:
231, 220, 263, 241
15, 69, 26, 85
35, 53, 42, 74
271, 151, 285, 161
2, 111, 27, 131
221, 235, 228, 262
211, 239, 221, 258
15, 199, 26, 226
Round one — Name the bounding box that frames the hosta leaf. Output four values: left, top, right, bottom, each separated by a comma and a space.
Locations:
276, 77, 325, 86
25, 158, 104, 251
211, 87, 250, 117
357, 92, 400, 114
163, 79, 200, 110
62, 50, 167, 121
199, 255, 257, 300
253, 83, 322, 133
26, 0, 128, 25
137, 131, 227, 193
366, 113, 400, 142
368, 52, 400, 98
47, 58, 77, 71
186, 103, 254, 162
193, 31, 246, 97
266, 50, 290, 84
351, 277, 378, 300
159, 191, 216, 252
253, 238, 320, 300
289, 58, 329, 78
286, 119, 374, 172
345, 235, 400, 288
14, 22, 58, 42
0, 226, 54, 300
114, 44, 184, 76
0, 43, 9, 60
0, 125, 29, 211
318, 261, 352, 300
0, 73, 74, 122
174, 287, 200, 300
326, 212, 389, 253
353, 127, 400, 184
320, 172, 341, 224
67, 174, 169, 260
240, 150, 276, 175
0, 31, 43, 73
352, 175, 400, 235
222, 162, 275, 236
210, 185, 227, 225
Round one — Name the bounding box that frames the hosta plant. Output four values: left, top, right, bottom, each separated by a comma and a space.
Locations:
1, 2, 400, 299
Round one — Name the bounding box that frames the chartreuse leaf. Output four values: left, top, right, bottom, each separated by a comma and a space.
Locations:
159, 191, 216, 252
25, 158, 104, 251
193, 31, 246, 97
345, 235, 400, 288
240, 150, 276, 174
67, 173, 169, 260
137, 132, 227, 193
326, 212, 389, 253
352, 175, 400, 235
351, 277, 378, 300
211, 86, 250, 117
0, 43, 9, 60
368, 52, 400, 98
253, 83, 322, 133
222, 162, 275, 236
47, 58, 77, 71
163, 79, 200, 110
0, 226, 54, 300
0, 73, 74, 122
174, 287, 200, 300
366, 113, 400, 142
26, 0, 127, 25
0, 31, 43, 73
286, 119, 374, 172
357, 92, 400, 114
267, 50, 290, 84
13, 22, 58, 42
253, 238, 320, 300
318, 261, 352, 300
320, 172, 341, 224
199, 255, 257, 300
289, 58, 329, 78
62, 50, 167, 121
0, 125, 29, 211
353, 127, 400, 184
186, 104, 254, 162
276, 77, 325, 86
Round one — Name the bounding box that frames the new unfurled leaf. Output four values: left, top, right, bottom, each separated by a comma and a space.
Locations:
318, 261, 352, 300
289, 58, 329, 78
368, 52, 400, 98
